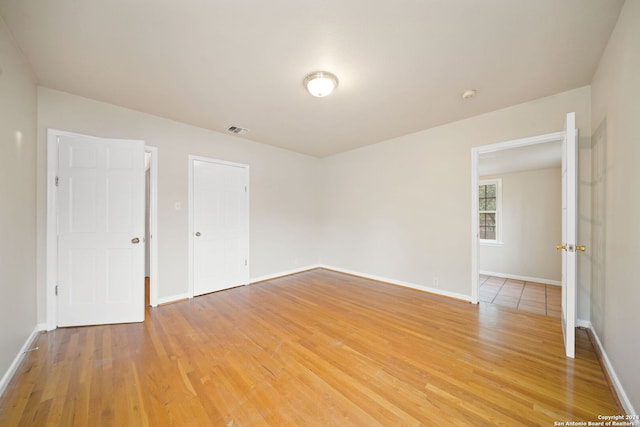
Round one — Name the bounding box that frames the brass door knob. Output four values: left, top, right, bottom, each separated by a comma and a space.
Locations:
576, 245, 586, 252
556, 244, 567, 251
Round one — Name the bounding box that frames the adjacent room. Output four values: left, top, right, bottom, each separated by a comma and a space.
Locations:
1, 0, 639, 424
477, 141, 563, 316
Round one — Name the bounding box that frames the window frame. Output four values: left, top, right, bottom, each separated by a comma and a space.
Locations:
478, 178, 503, 245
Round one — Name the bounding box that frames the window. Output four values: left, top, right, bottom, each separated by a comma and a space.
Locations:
479, 179, 501, 244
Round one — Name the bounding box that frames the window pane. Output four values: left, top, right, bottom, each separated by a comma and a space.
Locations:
478, 184, 497, 212
480, 226, 488, 239
479, 213, 496, 240
479, 213, 496, 225
479, 182, 499, 241
479, 226, 496, 240
485, 198, 496, 210
484, 227, 496, 240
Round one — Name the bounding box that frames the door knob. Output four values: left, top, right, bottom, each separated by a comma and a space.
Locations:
576, 245, 586, 252
131, 237, 140, 244
556, 244, 566, 251
195, 232, 201, 237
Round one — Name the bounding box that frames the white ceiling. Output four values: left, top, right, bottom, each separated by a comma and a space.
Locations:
479, 140, 561, 176
0, 0, 624, 157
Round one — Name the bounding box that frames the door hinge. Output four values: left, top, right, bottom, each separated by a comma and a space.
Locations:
245, 259, 248, 266
245, 186, 247, 193
55, 285, 59, 296
55, 176, 59, 187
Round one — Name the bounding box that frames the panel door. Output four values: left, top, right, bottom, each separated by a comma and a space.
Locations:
193, 159, 249, 296
561, 112, 577, 358
57, 133, 145, 326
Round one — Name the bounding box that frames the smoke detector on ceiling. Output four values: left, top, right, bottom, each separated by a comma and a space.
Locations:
226, 125, 250, 136
462, 89, 476, 100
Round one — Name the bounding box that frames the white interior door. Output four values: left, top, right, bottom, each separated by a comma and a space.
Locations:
560, 112, 577, 358
57, 133, 145, 326
193, 159, 249, 296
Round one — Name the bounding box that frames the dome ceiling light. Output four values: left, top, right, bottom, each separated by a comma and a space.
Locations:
304, 71, 339, 98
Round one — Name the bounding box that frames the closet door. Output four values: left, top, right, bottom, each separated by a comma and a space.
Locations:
192, 158, 249, 296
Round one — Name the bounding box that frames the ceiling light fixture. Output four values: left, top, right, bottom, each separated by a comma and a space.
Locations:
304, 71, 338, 98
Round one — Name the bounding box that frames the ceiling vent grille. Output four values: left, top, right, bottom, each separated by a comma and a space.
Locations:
226, 125, 250, 136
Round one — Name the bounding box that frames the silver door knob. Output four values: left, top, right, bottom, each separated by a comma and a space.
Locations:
195, 232, 201, 237
131, 237, 140, 244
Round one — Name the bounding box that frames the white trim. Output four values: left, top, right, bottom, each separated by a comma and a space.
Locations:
0, 326, 40, 398
480, 271, 561, 286
250, 265, 322, 284
46, 129, 59, 331
187, 157, 194, 298
471, 131, 564, 310
582, 322, 637, 415
576, 318, 591, 329
471, 146, 479, 304
479, 241, 504, 247
145, 146, 159, 307
188, 155, 250, 298
321, 265, 472, 302
156, 293, 190, 306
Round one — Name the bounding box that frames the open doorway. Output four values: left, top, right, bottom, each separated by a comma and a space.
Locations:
470, 131, 564, 304
472, 112, 578, 358
477, 141, 563, 317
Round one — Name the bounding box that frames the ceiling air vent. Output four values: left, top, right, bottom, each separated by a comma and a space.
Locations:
226, 125, 250, 136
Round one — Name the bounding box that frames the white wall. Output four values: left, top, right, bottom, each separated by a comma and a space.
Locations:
320, 86, 591, 306
480, 168, 561, 283
36, 88, 320, 319
590, 0, 640, 413
0, 18, 38, 380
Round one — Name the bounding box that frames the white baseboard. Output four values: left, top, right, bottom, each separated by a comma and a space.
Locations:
250, 265, 322, 284
0, 326, 41, 398
156, 292, 190, 306
576, 318, 591, 329
582, 321, 637, 415
154, 266, 324, 306
320, 265, 472, 302
480, 270, 562, 286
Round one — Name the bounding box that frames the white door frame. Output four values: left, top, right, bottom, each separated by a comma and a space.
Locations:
145, 146, 159, 307
470, 131, 563, 304
187, 155, 250, 298
45, 129, 159, 329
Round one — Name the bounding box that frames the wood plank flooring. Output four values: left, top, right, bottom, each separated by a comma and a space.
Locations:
0, 269, 621, 426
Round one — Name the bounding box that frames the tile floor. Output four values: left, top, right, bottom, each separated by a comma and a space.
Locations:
479, 275, 561, 318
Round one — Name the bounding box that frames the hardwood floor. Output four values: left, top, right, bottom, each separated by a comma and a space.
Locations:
0, 269, 621, 426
